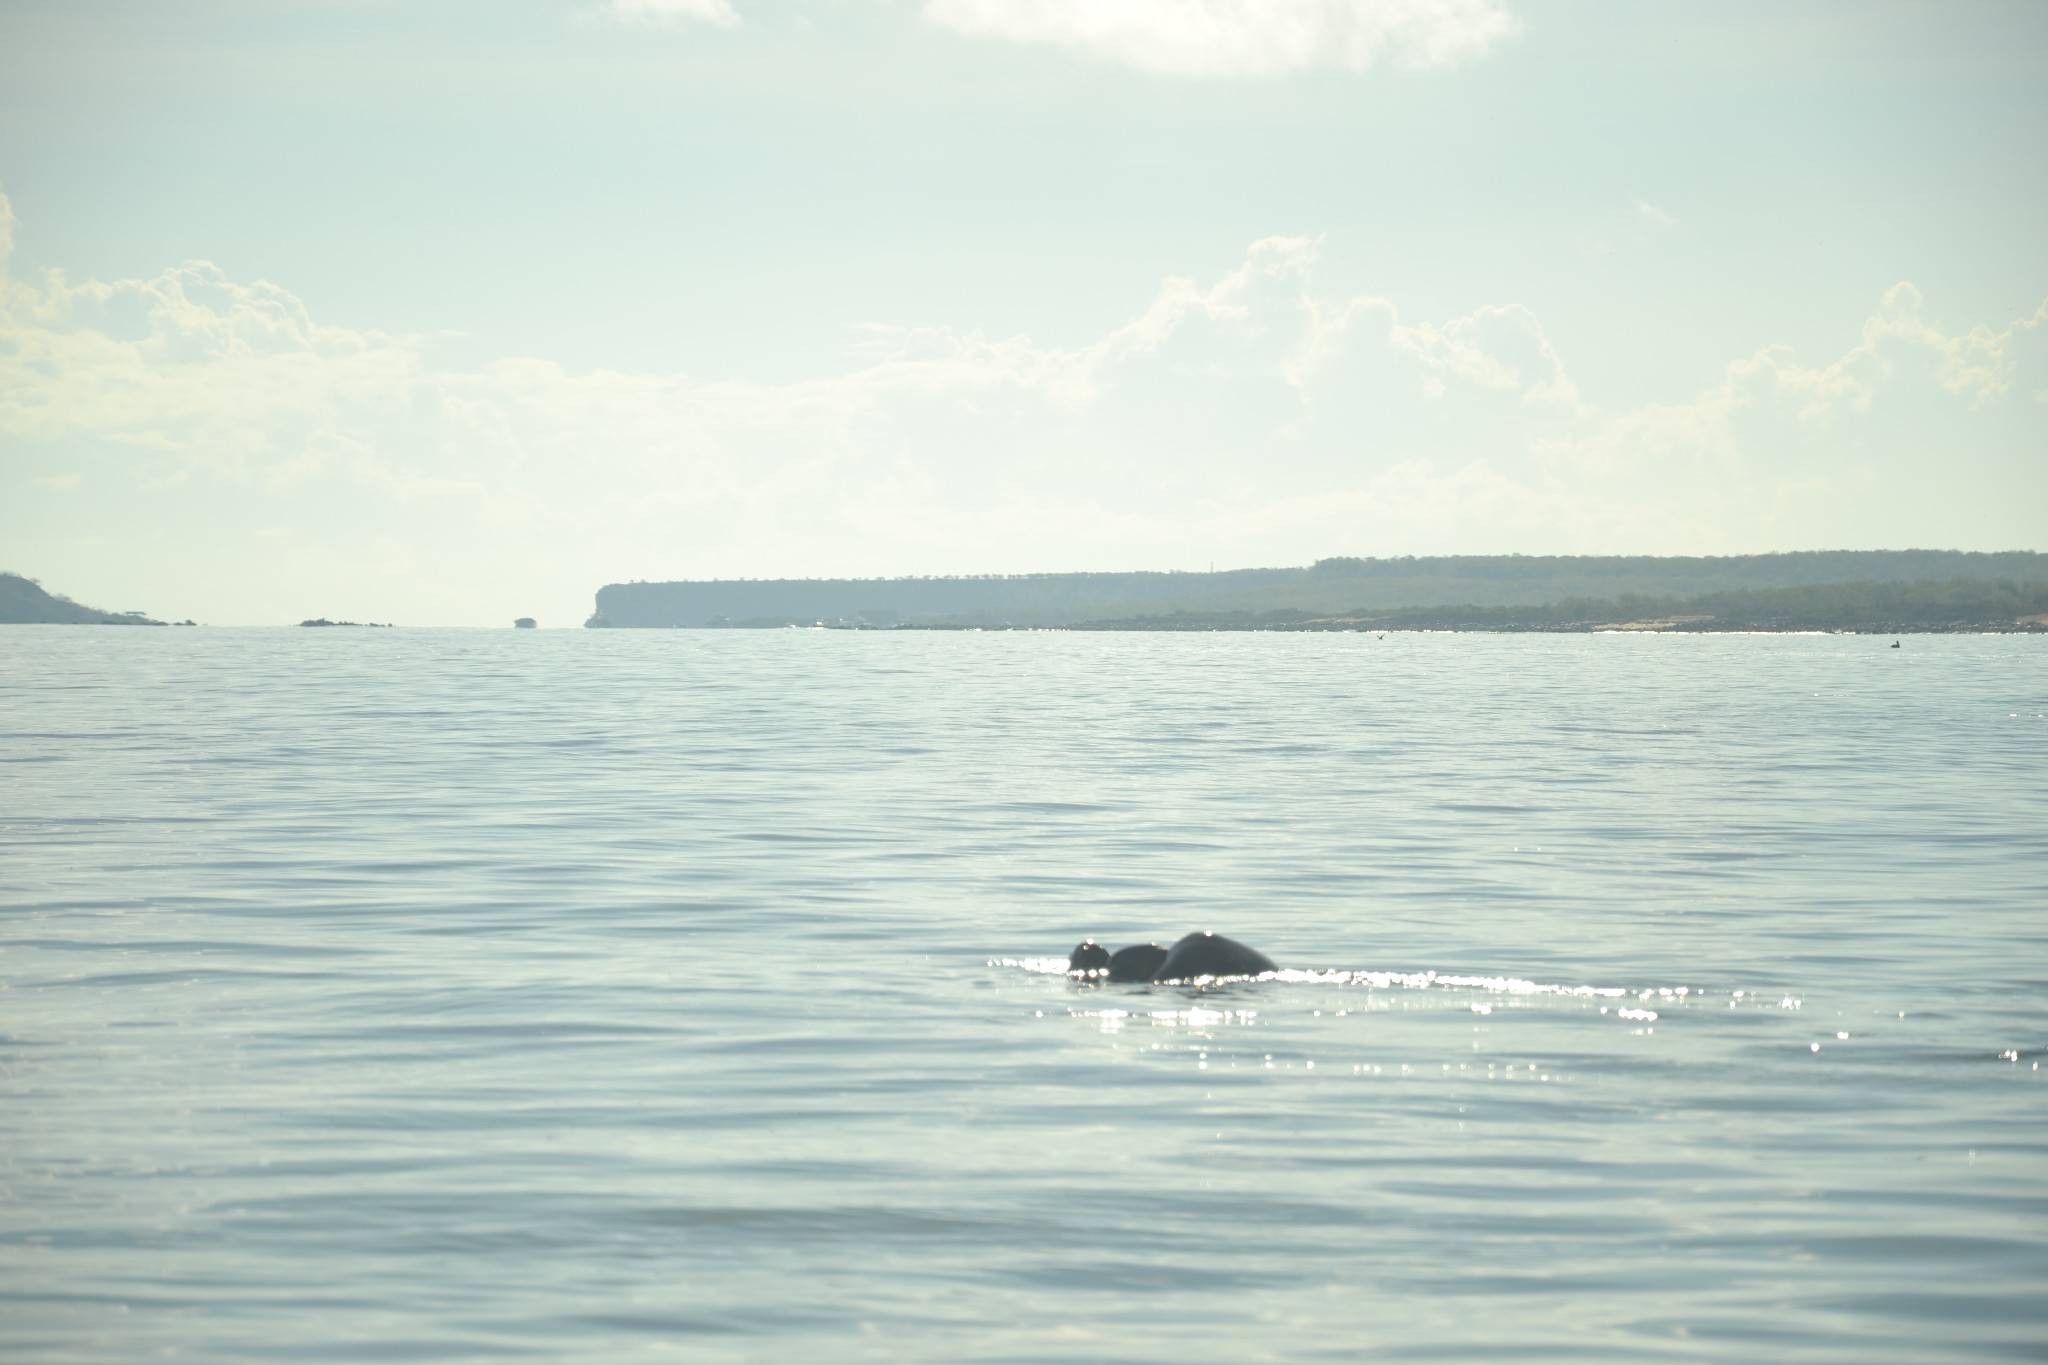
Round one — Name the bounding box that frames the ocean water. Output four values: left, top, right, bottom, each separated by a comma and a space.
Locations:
1, 627, 2043, 1361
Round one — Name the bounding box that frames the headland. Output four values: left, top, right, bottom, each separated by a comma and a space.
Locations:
0, 573, 167, 625
586, 552, 2048, 633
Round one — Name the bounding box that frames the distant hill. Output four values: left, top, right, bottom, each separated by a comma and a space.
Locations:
0, 573, 164, 625
1081, 577, 2048, 633
590, 551, 2048, 629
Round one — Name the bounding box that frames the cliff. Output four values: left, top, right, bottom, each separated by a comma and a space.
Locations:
589, 551, 2048, 629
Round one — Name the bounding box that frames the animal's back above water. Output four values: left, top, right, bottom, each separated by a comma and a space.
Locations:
1067, 932, 1275, 982
1108, 943, 1169, 982
1153, 932, 1277, 980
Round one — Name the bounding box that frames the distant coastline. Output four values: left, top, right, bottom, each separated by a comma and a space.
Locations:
1061, 579, 2048, 633
587, 552, 2048, 634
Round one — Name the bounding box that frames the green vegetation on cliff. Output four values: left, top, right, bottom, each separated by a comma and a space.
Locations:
1081, 577, 2048, 632
593, 552, 2047, 629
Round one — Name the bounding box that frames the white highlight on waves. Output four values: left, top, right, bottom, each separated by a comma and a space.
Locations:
995, 957, 1643, 1000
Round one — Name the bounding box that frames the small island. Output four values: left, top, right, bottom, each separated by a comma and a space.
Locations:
514, 617, 536, 629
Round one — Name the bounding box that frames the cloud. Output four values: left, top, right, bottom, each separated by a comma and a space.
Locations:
607, 0, 739, 28
1632, 196, 1676, 228
921, 0, 1522, 77
2, 186, 2041, 625
0, 254, 422, 481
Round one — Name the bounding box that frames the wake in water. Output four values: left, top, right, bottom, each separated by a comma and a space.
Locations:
989, 955, 1830, 1033
999, 954, 1637, 998
987, 954, 1877, 1092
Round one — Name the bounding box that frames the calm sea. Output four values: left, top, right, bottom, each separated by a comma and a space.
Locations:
2, 628, 2043, 1361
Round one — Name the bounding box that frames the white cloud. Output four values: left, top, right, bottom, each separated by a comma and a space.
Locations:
1632, 196, 1676, 228
922, 0, 1521, 77
2, 187, 2041, 624
608, 0, 739, 28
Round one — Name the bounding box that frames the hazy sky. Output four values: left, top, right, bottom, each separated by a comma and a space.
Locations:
2, 0, 2044, 626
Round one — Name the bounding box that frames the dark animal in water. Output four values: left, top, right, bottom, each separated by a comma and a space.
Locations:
1067, 932, 1275, 982
1069, 941, 1112, 975
1108, 943, 1170, 982
1155, 931, 1277, 980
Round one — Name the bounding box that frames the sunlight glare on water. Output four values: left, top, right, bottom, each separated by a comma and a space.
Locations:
1, 627, 2044, 1361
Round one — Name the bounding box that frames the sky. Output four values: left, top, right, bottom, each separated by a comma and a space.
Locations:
1, 0, 2043, 627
